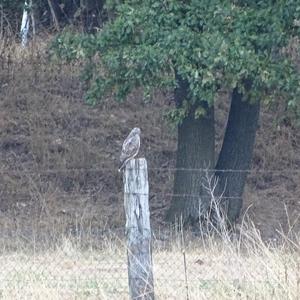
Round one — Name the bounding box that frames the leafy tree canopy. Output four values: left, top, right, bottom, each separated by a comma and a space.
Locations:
51, 0, 300, 122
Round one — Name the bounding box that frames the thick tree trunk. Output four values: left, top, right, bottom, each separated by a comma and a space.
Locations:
215, 87, 260, 224
166, 77, 215, 224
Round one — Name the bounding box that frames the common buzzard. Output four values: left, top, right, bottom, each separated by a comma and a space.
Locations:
118, 127, 141, 172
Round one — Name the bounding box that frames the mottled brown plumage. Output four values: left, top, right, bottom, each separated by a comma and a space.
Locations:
118, 127, 141, 172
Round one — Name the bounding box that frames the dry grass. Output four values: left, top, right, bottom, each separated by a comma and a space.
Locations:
0, 222, 299, 300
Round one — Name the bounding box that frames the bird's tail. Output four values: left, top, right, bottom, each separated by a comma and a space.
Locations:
118, 157, 132, 172
118, 160, 126, 172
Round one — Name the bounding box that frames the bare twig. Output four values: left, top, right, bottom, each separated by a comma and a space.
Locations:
47, 0, 60, 31
201, 169, 230, 241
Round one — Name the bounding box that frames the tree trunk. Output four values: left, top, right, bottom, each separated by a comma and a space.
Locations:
20, 0, 30, 47
80, 0, 105, 33
166, 76, 215, 224
215, 87, 260, 224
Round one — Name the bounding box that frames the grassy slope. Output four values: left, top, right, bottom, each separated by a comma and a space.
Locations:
0, 39, 300, 248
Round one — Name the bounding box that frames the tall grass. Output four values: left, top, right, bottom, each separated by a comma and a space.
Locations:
0, 215, 298, 300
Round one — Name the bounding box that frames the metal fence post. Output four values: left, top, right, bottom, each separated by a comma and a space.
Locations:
124, 158, 155, 300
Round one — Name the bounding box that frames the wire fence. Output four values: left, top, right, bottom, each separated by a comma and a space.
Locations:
0, 225, 299, 299
1, 166, 300, 201
2, 166, 300, 173
0, 166, 299, 299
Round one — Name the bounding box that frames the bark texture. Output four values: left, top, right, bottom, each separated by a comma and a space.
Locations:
215, 87, 260, 224
166, 76, 215, 223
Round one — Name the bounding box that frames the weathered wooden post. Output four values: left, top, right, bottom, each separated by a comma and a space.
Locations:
124, 158, 154, 300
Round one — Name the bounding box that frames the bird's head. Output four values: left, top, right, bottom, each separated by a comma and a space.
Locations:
132, 127, 141, 135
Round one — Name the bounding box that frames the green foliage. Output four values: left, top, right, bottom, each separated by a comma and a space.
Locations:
51, 30, 97, 62
51, 0, 300, 121
104, 0, 123, 12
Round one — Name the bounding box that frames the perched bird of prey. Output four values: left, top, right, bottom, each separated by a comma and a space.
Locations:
118, 127, 141, 172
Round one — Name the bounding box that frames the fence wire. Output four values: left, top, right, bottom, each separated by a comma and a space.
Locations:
1, 166, 300, 174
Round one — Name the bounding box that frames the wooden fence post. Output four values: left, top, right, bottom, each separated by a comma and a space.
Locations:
124, 158, 155, 300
